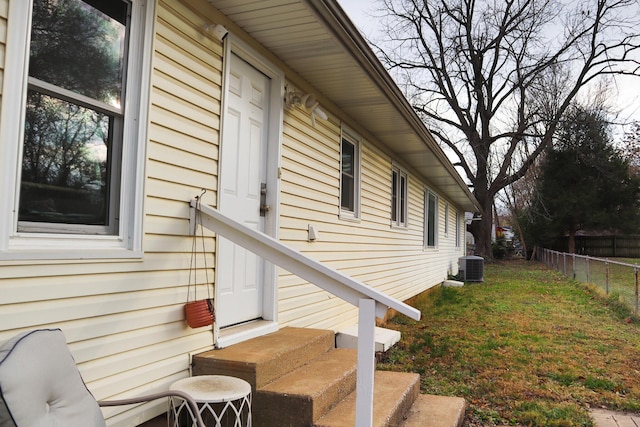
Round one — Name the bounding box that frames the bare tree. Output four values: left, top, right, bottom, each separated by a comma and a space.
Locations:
374, 0, 640, 258
498, 159, 542, 259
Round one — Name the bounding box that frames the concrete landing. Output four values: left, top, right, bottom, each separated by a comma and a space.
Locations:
443, 279, 464, 287
193, 327, 335, 390
591, 408, 640, 427
336, 325, 401, 352
401, 394, 466, 427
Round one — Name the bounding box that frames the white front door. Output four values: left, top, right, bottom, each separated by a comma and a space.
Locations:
217, 53, 271, 328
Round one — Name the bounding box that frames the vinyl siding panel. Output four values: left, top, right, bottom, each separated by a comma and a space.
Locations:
278, 103, 465, 331
137, 8, 223, 421
0, 1, 470, 426
0, 1, 222, 425
0, 0, 6, 97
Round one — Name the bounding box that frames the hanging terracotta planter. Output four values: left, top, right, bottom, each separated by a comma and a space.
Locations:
185, 298, 215, 329
185, 192, 215, 329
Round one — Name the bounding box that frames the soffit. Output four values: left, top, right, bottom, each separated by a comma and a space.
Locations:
207, 0, 479, 212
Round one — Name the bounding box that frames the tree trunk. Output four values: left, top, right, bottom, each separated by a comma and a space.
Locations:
468, 178, 494, 259
568, 230, 576, 254
470, 199, 493, 259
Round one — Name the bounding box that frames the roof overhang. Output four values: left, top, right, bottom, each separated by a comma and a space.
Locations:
207, 0, 480, 212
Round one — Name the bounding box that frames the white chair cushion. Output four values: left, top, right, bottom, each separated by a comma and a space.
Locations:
0, 329, 106, 427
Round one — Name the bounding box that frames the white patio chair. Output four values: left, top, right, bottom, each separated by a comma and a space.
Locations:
0, 328, 205, 427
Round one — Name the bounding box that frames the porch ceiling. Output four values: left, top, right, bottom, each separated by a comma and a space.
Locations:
207, 0, 480, 212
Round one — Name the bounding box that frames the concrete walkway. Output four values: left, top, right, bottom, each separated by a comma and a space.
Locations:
591, 409, 640, 427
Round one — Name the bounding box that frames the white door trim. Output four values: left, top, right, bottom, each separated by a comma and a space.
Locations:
215, 34, 283, 347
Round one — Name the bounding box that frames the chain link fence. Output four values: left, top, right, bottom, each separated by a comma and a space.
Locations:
539, 248, 640, 315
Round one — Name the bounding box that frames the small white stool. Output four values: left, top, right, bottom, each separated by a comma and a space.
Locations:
169, 375, 252, 427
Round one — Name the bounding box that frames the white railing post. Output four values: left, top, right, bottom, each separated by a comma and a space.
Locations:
355, 298, 376, 427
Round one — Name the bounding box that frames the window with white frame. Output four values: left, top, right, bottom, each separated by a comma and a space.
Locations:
0, 0, 153, 258
391, 165, 408, 227
444, 202, 449, 236
425, 189, 438, 247
340, 128, 360, 219
455, 211, 461, 248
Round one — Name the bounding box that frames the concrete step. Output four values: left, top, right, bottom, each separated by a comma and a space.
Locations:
191, 327, 466, 427
254, 348, 358, 426
313, 370, 420, 427
400, 394, 466, 427
192, 327, 334, 390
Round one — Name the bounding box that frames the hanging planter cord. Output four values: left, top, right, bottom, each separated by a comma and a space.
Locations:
185, 190, 214, 328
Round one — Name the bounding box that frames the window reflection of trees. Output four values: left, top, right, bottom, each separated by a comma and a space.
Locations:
29, 0, 125, 103
19, 0, 127, 228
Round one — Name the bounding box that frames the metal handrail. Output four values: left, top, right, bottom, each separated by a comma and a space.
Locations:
190, 199, 421, 427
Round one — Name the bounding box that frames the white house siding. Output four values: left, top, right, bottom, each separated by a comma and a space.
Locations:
429, 197, 464, 279
0, 0, 471, 425
0, 1, 222, 425
0, 0, 6, 102
277, 104, 465, 332
437, 200, 465, 278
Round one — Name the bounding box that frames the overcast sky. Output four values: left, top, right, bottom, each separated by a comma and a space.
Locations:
337, 0, 377, 37
336, 0, 640, 134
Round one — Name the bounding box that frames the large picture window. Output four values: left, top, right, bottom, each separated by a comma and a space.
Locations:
0, 0, 153, 258
19, 0, 129, 234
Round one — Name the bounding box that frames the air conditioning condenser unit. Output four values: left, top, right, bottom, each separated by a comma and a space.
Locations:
458, 256, 484, 282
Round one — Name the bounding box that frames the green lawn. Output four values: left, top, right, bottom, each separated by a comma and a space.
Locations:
379, 260, 640, 427
566, 257, 640, 315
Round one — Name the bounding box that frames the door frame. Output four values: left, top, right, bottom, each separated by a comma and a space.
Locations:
215, 34, 284, 347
